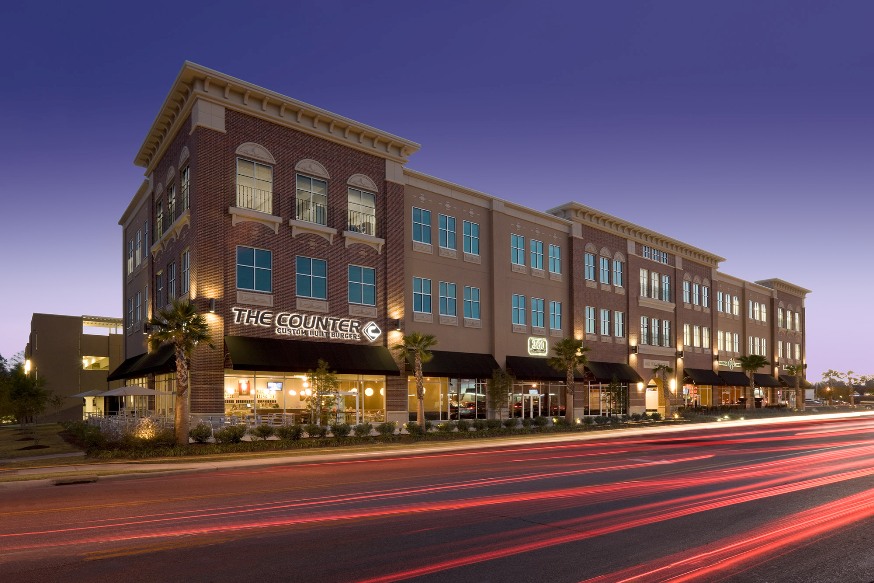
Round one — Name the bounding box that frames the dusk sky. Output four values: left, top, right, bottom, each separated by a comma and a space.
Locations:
1, 1, 871, 382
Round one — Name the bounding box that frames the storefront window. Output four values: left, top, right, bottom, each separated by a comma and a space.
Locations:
407, 377, 486, 421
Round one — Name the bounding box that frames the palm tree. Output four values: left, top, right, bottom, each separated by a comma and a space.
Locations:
784, 364, 804, 411
148, 298, 213, 445
821, 369, 841, 405
393, 332, 437, 425
737, 354, 770, 411
547, 338, 589, 423
844, 371, 859, 407
651, 364, 674, 417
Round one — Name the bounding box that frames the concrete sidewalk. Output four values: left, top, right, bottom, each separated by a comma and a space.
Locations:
2, 411, 870, 490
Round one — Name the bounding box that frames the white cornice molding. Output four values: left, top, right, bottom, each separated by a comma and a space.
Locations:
548, 202, 725, 268
119, 179, 152, 226
135, 62, 420, 172
755, 278, 811, 298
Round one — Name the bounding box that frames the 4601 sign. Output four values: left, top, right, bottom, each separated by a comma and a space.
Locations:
527, 337, 548, 357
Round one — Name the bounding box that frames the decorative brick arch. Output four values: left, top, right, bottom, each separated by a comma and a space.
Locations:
347, 173, 378, 193
295, 158, 330, 179
236, 142, 276, 165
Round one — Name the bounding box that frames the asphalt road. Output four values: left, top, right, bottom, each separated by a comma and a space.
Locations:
3, 416, 874, 583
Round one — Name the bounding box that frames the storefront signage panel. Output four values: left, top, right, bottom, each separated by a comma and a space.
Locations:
527, 337, 548, 357
231, 307, 381, 342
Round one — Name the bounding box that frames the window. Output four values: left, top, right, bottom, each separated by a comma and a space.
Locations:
550, 301, 562, 330
530, 240, 544, 270
237, 158, 273, 214
348, 265, 375, 306
512, 294, 526, 325
613, 260, 624, 287
683, 281, 691, 303
167, 262, 177, 300
598, 257, 610, 285
135, 291, 141, 324
548, 244, 561, 274
785, 310, 793, 330
413, 277, 432, 313
795, 313, 800, 331
236, 247, 271, 293
531, 298, 545, 328
167, 184, 176, 224
438, 214, 456, 250
651, 272, 660, 300
718, 331, 725, 351
180, 166, 190, 212
717, 291, 724, 312
640, 317, 649, 345
155, 272, 164, 309
463, 221, 480, 255
703, 286, 710, 308
296, 256, 327, 300
614, 311, 625, 338
127, 297, 133, 329
135, 230, 142, 267
127, 239, 134, 275
511, 234, 525, 266
585, 253, 595, 280
412, 208, 432, 244
762, 338, 767, 356
692, 283, 700, 305
143, 221, 149, 259
640, 268, 648, 297
296, 174, 327, 225
778, 307, 784, 328
693, 325, 701, 347
754, 337, 761, 356
155, 199, 164, 239
702, 327, 711, 349
732, 296, 740, 316
661, 274, 671, 302
348, 187, 376, 235
585, 306, 596, 334
180, 250, 190, 295
464, 286, 480, 319
733, 333, 739, 353
749, 336, 754, 354
778, 340, 784, 358
663, 321, 672, 347
795, 343, 801, 359
600, 309, 610, 336
683, 324, 691, 347
651, 318, 660, 346
439, 282, 457, 317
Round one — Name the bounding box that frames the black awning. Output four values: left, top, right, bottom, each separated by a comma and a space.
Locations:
505, 356, 585, 381
754, 373, 782, 387
415, 350, 500, 379
225, 336, 399, 376
106, 344, 175, 381
719, 370, 751, 386
779, 374, 813, 389
684, 368, 725, 386
586, 361, 643, 383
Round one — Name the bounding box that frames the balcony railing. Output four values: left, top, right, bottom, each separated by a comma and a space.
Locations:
347, 209, 376, 236
296, 198, 327, 226
237, 185, 273, 215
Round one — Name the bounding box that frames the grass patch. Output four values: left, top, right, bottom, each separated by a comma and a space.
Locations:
0, 423, 83, 459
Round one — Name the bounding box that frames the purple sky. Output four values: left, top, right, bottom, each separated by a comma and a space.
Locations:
1, 1, 871, 381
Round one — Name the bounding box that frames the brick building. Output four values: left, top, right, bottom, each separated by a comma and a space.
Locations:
112, 62, 810, 423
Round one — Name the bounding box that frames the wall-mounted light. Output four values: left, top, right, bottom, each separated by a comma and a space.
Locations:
390, 318, 402, 331
637, 381, 644, 392
676, 350, 684, 358
209, 298, 216, 313
630, 345, 638, 354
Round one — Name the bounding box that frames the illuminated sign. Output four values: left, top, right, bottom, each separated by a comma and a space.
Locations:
527, 337, 548, 357
718, 359, 738, 369
231, 307, 381, 343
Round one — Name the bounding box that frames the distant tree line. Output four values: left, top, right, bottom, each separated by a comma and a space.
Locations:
0, 352, 58, 425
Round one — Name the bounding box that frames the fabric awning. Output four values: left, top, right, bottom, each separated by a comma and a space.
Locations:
779, 374, 812, 389
506, 356, 585, 381
586, 361, 644, 383
754, 373, 782, 388
225, 336, 399, 376
719, 370, 751, 386
684, 368, 725, 386
414, 350, 500, 379
106, 344, 175, 381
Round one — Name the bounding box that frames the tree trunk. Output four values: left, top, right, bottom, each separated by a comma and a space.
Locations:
661, 373, 672, 418
565, 369, 575, 423
174, 346, 189, 446
415, 354, 425, 425
746, 380, 755, 410
796, 381, 804, 411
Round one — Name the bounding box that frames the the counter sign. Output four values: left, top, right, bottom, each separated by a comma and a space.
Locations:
362, 322, 382, 342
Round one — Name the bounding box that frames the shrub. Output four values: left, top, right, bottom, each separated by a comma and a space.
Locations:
305, 424, 328, 438
214, 424, 247, 444
630, 413, 641, 422
405, 421, 426, 436
582, 416, 595, 426
553, 417, 572, 429
485, 419, 503, 431
330, 423, 352, 438
650, 412, 662, 421
276, 424, 303, 441
520, 417, 533, 428
251, 424, 275, 441
436, 421, 456, 433
472, 419, 488, 431
352, 422, 373, 437
455, 419, 471, 432
189, 422, 213, 444
502, 418, 517, 429
375, 421, 397, 436
532, 416, 550, 428
424, 420, 434, 432
594, 415, 609, 426
62, 421, 106, 450
609, 416, 620, 426
639, 412, 650, 421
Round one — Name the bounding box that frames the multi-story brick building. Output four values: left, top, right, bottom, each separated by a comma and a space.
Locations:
112, 62, 810, 424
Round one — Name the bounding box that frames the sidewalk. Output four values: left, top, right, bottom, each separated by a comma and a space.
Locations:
2, 412, 870, 489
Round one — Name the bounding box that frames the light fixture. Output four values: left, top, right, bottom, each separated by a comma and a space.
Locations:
365, 387, 374, 397
209, 298, 216, 313
390, 318, 401, 331
676, 350, 684, 358
637, 382, 644, 392
630, 345, 638, 354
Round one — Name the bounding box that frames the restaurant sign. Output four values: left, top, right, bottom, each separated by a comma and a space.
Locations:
231, 307, 381, 342
718, 359, 739, 369
527, 337, 548, 357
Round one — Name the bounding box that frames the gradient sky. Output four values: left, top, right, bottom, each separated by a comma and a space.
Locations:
1, 1, 871, 382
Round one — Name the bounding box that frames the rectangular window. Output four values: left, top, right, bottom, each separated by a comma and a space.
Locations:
702, 327, 711, 349
348, 265, 376, 306
180, 166, 190, 212
135, 291, 141, 324
733, 333, 739, 353
640, 316, 649, 345
795, 343, 801, 359
614, 311, 625, 338
548, 244, 561, 274
692, 283, 700, 306
778, 340, 784, 358
464, 286, 481, 320
180, 249, 190, 295
439, 281, 457, 317
749, 300, 754, 319
550, 301, 562, 330
640, 268, 649, 297
753, 302, 761, 321
600, 309, 610, 336
167, 185, 176, 225
155, 199, 164, 239
613, 260, 624, 287
531, 298, 545, 328
661, 274, 671, 302
754, 337, 761, 356
296, 256, 327, 300
127, 297, 133, 329
599, 257, 610, 284
778, 307, 784, 328
585, 253, 595, 280
717, 291, 724, 312
585, 306, 596, 334
652, 318, 660, 346
438, 214, 457, 250
296, 174, 327, 225
530, 240, 544, 270
236, 246, 272, 293
718, 331, 725, 351
412, 207, 432, 244
347, 187, 376, 235
693, 325, 701, 347
683, 281, 691, 303
237, 158, 273, 214
762, 338, 767, 356
512, 294, 526, 325
463, 221, 480, 255
167, 262, 176, 300
135, 230, 142, 267
683, 324, 691, 347
761, 305, 767, 323
413, 277, 432, 313
732, 296, 740, 316
785, 310, 793, 331
795, 313, 800, 331
702, 286, 710, 308
511, 234, 526, 266
127, 239, 134, 275
663, 321, 671, 347
155, 272, 163, 309
650, 272, 659, 299
749, 336, 754, 354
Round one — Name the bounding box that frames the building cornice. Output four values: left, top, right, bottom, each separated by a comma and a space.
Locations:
119, 179, 152, 227
755, 278, 811, 298
135, 61, 421, 172
548, 202, 725, 267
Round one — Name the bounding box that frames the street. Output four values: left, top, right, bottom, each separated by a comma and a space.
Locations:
3, 416, 874, 582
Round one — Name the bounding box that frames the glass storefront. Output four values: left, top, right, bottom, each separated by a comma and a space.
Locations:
510, 381, 566, 418
681, 384, 713, 408
407, 377, 486, 421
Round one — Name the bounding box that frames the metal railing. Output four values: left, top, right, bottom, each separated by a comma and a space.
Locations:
296, 198, 327, 225
347, 209, 376, 236
237, 185, 273, 214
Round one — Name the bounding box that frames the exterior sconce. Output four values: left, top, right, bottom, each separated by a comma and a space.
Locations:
676, 350, 684, 358
209, 298, 216, 313
637, 382, 644, 392
630, 345, 638, 354
390, 318, 402, 331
